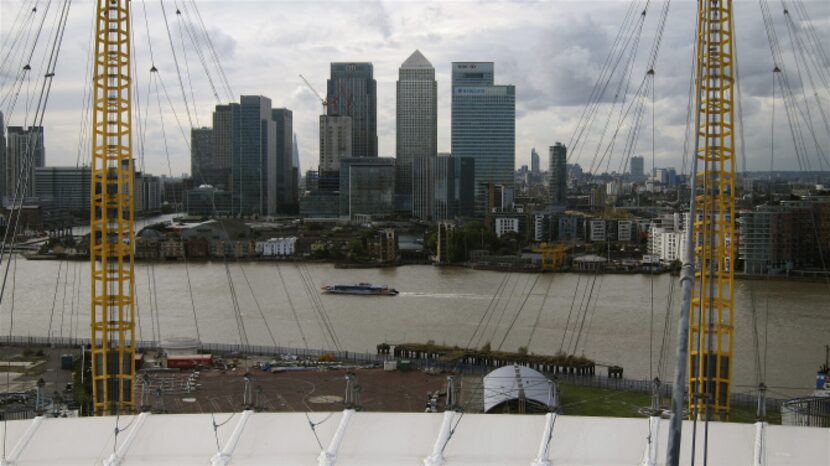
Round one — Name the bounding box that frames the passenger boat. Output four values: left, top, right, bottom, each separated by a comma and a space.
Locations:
321, 283, 399, 296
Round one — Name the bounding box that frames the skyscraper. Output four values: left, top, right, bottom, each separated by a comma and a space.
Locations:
531, 148, 540, 175
549, 142, 567, 206
433, 153, 475, 222
190, 127, 213, 182
5, 126, 45, 198
272, 108, 296, 214
235, 95, 276, 216
451, 62, 515, 216
327, 63, 377, 158
212, 102, 240, 191
630, 155, 645, 180
319, 115, 352, 191
397, 50, 437, 220
339, 157, 395, 219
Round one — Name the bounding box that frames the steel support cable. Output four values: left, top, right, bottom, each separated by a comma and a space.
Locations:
782, 13, 830, 166
0, 0, 52, 117
46, 256, 65, 340
792, 0, 830, 88
472, 273, 512, 349
496, 273, 541, 352
305, 264, 341, 351
567, 1, 642, 159
481, 272, 522, 348
656, 276, 676, 380
613, 76, 652, 175
276, 264, 309, 350
151, 265, 163, 344
73, 5, 96, 168
564, 272, 595, 355
0, 1, 39, 107
557, 273, 582, 354
525, 277, 554, 350
0, 0, 35, 85
572, 273, 603, 356
584, 14, 648, 173
174, 5, 199, 126
175, 0, 222, 104
0, 0, 67, 309
159, 0, 194, 129
294, 264, 328, 349
187, 0, 234, 101
589, 74, 649, 175
465, 272, 510, 349
0, 9, 36, 110
238, 264, 278, 346
782, 9, 830, 169
788, 1, 830, 93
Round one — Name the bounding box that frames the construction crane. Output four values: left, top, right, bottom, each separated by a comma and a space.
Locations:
299, 73, 328, 108
89, 0, 136, 415
687, 0, 736, 422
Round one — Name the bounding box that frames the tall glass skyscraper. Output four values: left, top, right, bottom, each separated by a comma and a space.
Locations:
397, 50, 437, 220
5, 126, 45, 198
451, 62, 515, 216
272, 108, 296, 214
327, 63, 377, 158
235, 95, 276, 216
549, 142, 567, 206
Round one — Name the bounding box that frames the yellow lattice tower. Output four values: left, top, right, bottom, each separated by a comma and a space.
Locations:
90, 0, 135, 415
688, 0, 736, 419
534, 243, 568, 271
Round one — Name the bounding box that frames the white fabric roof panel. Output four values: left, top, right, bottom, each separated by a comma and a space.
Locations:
482, 364, 552, 413
0, 411, 827, 465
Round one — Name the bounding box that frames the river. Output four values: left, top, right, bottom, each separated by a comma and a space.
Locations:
1, 258, 827, 397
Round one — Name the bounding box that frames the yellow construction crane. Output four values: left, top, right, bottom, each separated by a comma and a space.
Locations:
89, 0, 136, 415
688, 0, 736, 420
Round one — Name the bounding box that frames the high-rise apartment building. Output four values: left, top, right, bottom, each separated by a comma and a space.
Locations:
397, 50, 437, 220
630, 155, 645, 180
5, 126, 45, 198
531, 148, 540, 175
451, 62, 515, 216
272, 108, 296, 214
327, 63, 377, 158
549, 142, 567, 206
319, 115, 352, 191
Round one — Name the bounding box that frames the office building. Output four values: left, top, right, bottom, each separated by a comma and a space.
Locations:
135, 172, 163, 213
292, 133, 301, 192
396, 50, 437, 219
531, 148, 540, 175
212, 102, 239, 178
549, 143, 567, 206
33, 166, 91, 218
190, 127, 213, 181
451, 62, 515, 216
339, 157, 395, 219
234, 96, 276, 216
272, 108, 297, 214
327, 63, 377, 158
433, 154, 475, 222
630, 155, 645, 181
319, 115, 352, 189
5, 126, 45, 198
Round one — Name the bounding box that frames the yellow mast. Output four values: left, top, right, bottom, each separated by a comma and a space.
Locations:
689, 0, 736, 419
90, 0, 136, 415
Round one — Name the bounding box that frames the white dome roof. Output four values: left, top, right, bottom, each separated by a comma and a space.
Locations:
483, 364, 552, 413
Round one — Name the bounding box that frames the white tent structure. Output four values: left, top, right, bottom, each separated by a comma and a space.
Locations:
0, 411, 826, 465
483, 364, 553, 413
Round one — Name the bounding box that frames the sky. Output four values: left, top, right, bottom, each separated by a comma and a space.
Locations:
1, 0, 828, 178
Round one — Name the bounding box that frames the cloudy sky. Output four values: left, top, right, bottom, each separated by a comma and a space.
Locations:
1, 0, 828, 178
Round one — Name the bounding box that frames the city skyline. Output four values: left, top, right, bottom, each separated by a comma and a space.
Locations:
0, 1, 828, 178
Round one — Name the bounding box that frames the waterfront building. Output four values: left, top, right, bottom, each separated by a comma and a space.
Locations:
432, 154, 475, 222
235, 96, 277, 216
648, 213, 690, 263
588, 219, 607, 242
451, 62, 515, 216
549, 143, 567, 206
397, 50, 437, 219
494, 216, 520, 238
319, 115, 352, 189
261, 237, 297, 257
33, 166, 91, 218
327, 62, 377, 158
272, 108, 297, 214
4, 126, 45, 198
185, 185, 233, 216
299, 191, 340, 218
135, 172, 162, 213
339, 157, 395, 219
630, 155, 645, 181
617, 220, 634, 242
